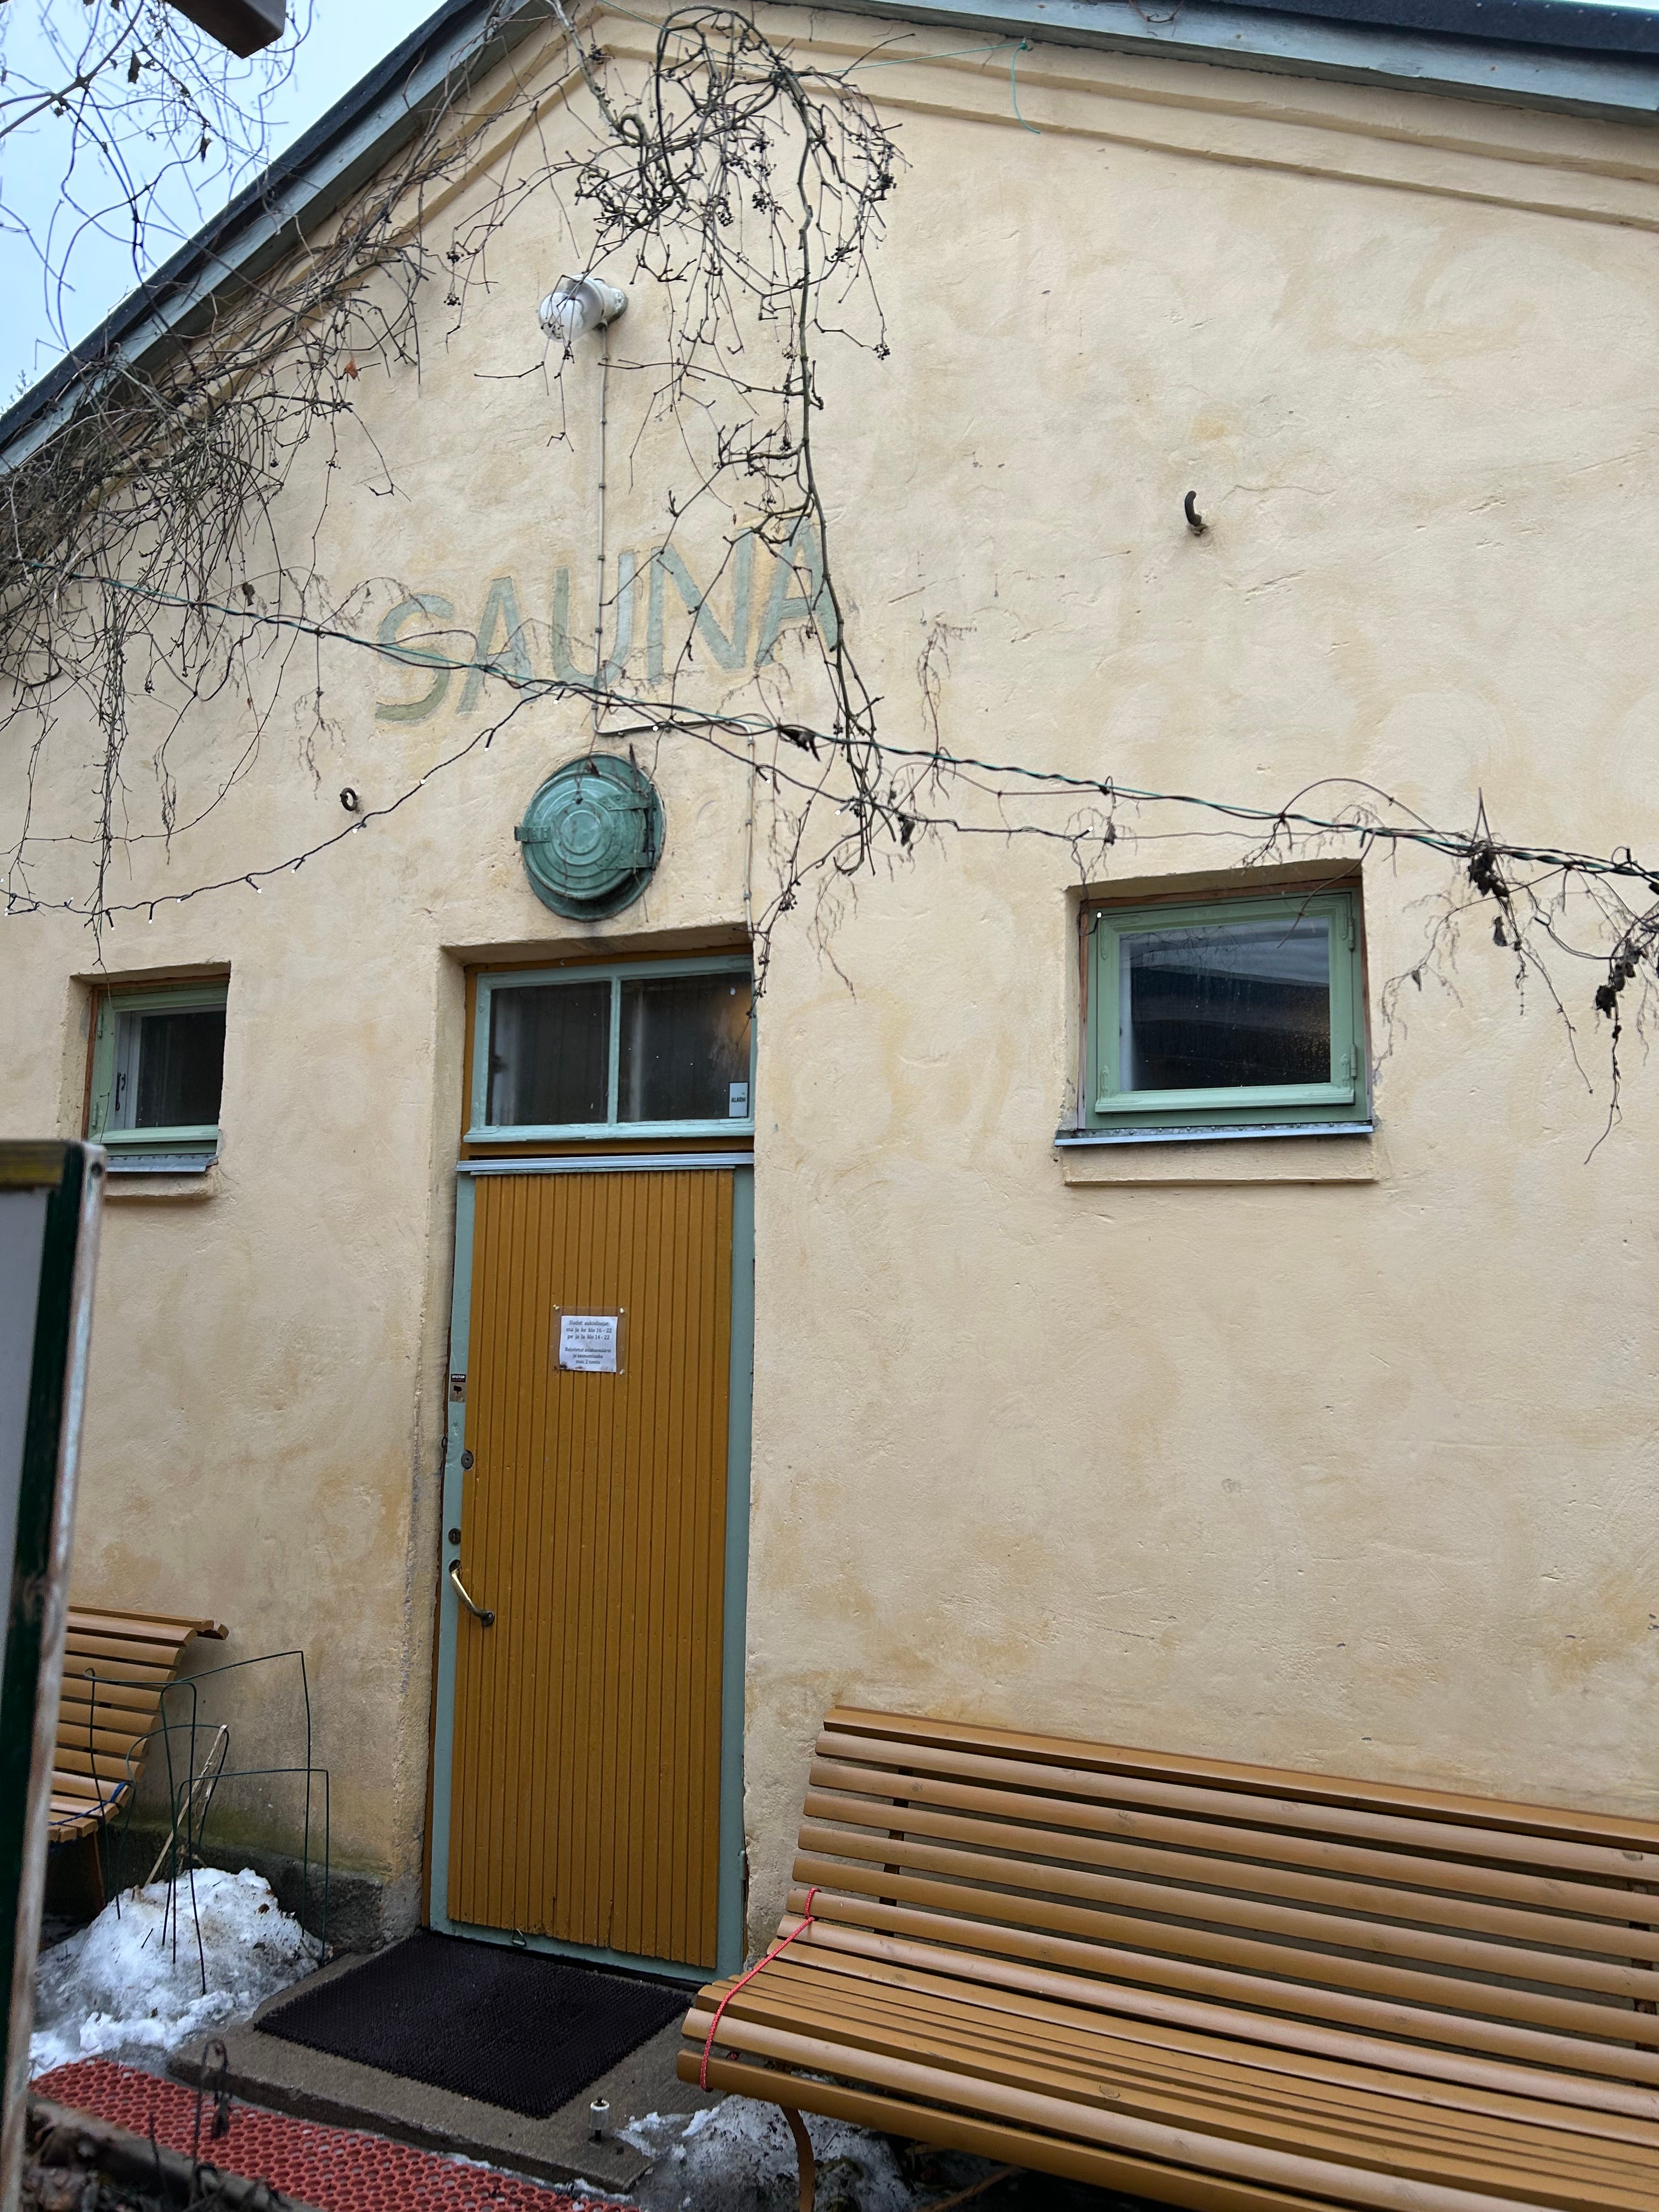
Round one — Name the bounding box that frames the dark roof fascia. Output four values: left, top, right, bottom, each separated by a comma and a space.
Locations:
1207, 0, 1659, 53
5, 0, 1659, 469
0, 0, 555, 468
826, 0, 1659, 119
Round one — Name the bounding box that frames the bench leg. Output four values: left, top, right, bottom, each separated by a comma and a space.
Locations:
783, 2106, 815, 2212
45, 1831, 105, 1922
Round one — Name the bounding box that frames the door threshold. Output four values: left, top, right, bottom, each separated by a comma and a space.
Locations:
429, 1914, 710, 1984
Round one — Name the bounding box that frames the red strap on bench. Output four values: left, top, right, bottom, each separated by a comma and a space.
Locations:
699, 1886, 821, 2091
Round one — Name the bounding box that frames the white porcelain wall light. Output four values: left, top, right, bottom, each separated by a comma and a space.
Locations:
537, 274, 628, 345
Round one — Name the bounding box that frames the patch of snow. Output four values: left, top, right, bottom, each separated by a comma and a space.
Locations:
30, 1866, 312, 2078
620, 2099, 921, 2212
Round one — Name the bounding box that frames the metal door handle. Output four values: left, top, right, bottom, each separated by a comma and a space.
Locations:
449, 1561, 495, 1626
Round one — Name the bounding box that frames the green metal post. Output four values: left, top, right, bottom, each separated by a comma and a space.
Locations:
1, 1142, 105, 2212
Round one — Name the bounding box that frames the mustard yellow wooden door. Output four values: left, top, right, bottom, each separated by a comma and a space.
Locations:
447, 1169, 733, 1969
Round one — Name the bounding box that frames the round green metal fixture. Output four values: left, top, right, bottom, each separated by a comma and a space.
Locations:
514, 755, 664, 919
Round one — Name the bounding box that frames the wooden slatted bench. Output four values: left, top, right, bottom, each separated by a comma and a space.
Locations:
680, 1707, 1659, 2212
50, 1605, 228, 1849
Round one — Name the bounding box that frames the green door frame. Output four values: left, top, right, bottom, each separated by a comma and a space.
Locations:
427, 1152, 754, 1981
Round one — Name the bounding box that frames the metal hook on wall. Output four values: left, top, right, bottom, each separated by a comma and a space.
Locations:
1184, 492, 1206, 537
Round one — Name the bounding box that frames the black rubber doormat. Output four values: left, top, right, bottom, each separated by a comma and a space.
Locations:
259, 1930, 690, 2119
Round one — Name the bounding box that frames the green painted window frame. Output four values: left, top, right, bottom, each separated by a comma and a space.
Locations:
1086, 890, 1368, 1133
469, 956, 757, 1143
87, 981, 229, 1160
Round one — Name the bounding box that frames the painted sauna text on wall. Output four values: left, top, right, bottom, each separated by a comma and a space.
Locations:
375, 526, 834, 724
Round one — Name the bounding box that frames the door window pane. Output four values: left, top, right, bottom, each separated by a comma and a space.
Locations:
112, 1007, 226, 1130
619, 973, 752, 1123
1119, 913, 1331, 1092
487, 982, 610, 1125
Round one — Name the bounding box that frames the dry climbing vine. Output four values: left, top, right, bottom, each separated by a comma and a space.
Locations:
0, 0, 902, 921
2, 0, 1657, 1144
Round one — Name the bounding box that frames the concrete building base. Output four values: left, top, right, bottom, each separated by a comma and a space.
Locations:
168, 1954, 718, 2194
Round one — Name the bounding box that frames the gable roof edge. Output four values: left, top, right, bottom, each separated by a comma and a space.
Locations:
0, 0, 551, 469
4, 0, 1659, 467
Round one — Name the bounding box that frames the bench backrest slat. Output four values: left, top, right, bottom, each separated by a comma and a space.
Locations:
798, 1711, 1659, 2100
59, 1682, 163, 1724
783, 1917, 1659, 2128
802, 1782, 1659, 1962
827, 1709, 1659, 1854
50, 1604, 227, 1824
61, 1637, 178, 1679
823, 1732, 1659, 1882
789, 1846, 1659, 2051
796, 1817, 1659, 1993
65, 1608, 223, 1644
806, 1760, 1659, 1928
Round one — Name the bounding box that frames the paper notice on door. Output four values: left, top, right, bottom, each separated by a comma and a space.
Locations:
558, 1313, 619, 1373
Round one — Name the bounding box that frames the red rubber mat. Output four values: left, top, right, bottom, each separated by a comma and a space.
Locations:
32, 2059, 629, 2211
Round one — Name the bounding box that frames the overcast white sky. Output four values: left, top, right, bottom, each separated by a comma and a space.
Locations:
1, 0, 1654, 407
1, 0, 435, 402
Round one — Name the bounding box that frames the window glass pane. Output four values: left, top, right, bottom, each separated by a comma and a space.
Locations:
1119, 913, 1331, 1092
121, 1007, 226, 1128
487, 983, 610, 1125
619, 973, 752, 1123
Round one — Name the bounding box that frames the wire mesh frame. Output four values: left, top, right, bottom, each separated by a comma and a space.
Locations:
58, 1647, 330, 1990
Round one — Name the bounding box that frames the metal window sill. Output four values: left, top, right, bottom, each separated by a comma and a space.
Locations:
464, 1121, 755, 1144
105, 1157, 218, 1176
1056, 1123, 1378, 1186
1057, 1122, 1374, 1147
104, 1153, 219, 1198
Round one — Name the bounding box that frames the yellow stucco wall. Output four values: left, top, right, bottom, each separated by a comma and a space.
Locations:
4, 3, 1658, 1951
